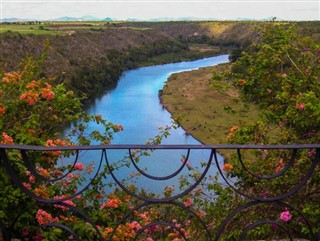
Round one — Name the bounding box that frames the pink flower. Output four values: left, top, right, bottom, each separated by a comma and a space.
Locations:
280, 209, 292, 222
54, 196, 76, 211
1, 132, 13, 144
297, 103, 305, 110
36, 209, 59, 225
308, 150, 315, 156
74, 162, 84, 171
22, 182, 31, 190
184, 198, 193, 208
261, 190, 270, 198
100, 197, 122, 209
29, 176, 36, 183
282, 73, 287, 78
147, 238, 153, 241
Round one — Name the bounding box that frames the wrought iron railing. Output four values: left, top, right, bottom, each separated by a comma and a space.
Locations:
0, 144, 319, 241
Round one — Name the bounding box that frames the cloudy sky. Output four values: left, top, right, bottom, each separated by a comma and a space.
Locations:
1, 0, 319, 21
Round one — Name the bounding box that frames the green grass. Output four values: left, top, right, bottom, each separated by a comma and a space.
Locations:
0, 24, 59, 35
0, 22, 150, 35
160, 63, 261, 145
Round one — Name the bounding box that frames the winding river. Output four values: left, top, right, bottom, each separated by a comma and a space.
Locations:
76, 55, 229, 192
87, 55, 229, 145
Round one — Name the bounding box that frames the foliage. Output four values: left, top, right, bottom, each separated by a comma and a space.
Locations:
216, 23, 320, 239
0, 55, 124, 239
1, 22, 320, 240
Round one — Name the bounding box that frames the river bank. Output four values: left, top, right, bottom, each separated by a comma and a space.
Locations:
160, 63, 261, 144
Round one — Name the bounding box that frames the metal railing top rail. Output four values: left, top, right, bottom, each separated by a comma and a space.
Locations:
1, 143, 320, 151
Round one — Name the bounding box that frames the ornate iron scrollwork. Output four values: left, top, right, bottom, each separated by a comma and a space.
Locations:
0, 144, 319, 240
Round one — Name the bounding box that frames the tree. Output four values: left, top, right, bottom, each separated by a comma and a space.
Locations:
223, 24, 320, 239
0, 55, 123, 239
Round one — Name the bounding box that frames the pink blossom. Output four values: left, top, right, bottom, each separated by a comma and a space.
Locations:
36, 209, 59, 225
184, 220, 191, 226
22, 182, 31, 190
53, 196, 76, 211
74, 162, 84, 171
34, 233, 43, 241
147, 238, 153, 241
297, 103, 305, 110
261, 190, 270, 198
184, 198, 193, 208
1, 132, 13, 144
282, 73, 287, 78
280, 209, 292, 222
308, 150, 315, 156
29, 176, 36, 183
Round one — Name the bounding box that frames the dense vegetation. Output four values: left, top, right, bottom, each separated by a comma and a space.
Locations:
0, 21, 265, 101
161, 22, 320, 240
208, 23, 320, 239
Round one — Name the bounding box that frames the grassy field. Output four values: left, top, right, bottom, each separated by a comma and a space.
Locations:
160, 63, 261, 144
0, 24, 60, 35
0, 22, 150, 35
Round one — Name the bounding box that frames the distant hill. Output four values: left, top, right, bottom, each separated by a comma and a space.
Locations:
53, 16, 107, 21
1, 18, 32, 22
0, 16, 113, 22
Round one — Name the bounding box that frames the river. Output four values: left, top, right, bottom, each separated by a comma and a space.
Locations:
70, 55, 229, 193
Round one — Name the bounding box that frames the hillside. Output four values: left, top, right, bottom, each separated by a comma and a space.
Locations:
1, 21, 319, 100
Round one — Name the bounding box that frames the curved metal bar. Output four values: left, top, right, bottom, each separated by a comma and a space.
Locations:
0, 220, 9, 241
214, 149, 318, 201
215, 200, 315, 241
0, 148, 104, 204
132, 221, 188, 241
104, 148, 214, 203
237, 148, 297, 180
109, 200, 213, 241
128, 148, 191, 180
55, 202, 103, 240
29, 223, 81, 241
1, 144, 319, 240
238, 220, 293, 241
21, 149, 81, 182
316, 229, 320, 241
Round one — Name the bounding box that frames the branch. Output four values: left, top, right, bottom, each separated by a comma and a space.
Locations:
286, 51, 304, 75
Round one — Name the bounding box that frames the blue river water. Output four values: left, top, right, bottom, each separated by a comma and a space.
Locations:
87, 55, 229, 145
69, 55, 229, 193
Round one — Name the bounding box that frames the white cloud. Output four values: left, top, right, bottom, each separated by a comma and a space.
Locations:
1, 0, 319, 20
